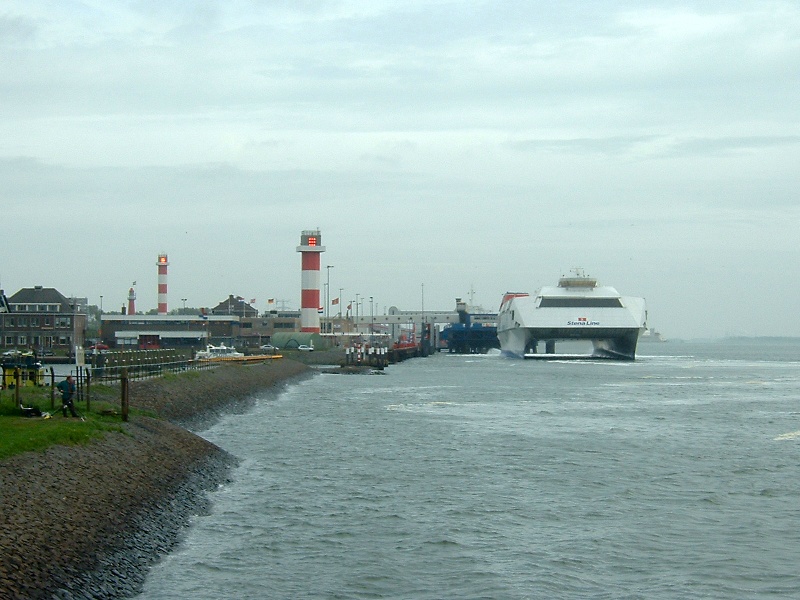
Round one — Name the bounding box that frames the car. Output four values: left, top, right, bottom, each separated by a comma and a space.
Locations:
260, 344, 277, 351
297, 344, 314, 351
37, 348, 55, 357
88, 343, 110, 351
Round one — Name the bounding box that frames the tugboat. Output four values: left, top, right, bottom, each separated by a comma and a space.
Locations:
497, 269, 647, 360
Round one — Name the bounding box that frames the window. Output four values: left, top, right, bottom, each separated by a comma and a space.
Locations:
30, 318, 38, 327
18, 335, 27, 345
539, 297, 623, 308
18, 317, 28, 327
4, 336, 13, 345
5, 317, 14, 327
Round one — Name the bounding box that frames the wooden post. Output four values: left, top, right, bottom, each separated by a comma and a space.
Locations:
121, 367, 129, 422
14, 368, 21, 409
50, 367, 55, 410
85, 369, 91, 412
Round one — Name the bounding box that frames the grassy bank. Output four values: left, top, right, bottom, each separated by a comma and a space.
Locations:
0, 384, 129, 460
0, 359, 311, 460
0, 359, 312, 599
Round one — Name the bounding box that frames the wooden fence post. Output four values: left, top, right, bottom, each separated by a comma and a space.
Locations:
121, 367, 129, 422
14, 368, 21, 409
85, 369, 91, 412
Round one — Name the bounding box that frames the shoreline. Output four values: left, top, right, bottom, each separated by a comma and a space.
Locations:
0, 359, 311, 600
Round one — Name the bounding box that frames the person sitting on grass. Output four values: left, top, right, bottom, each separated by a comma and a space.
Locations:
56, 376, 79, 418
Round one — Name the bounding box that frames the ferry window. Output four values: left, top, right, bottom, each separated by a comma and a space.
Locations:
539, 298, 623, 308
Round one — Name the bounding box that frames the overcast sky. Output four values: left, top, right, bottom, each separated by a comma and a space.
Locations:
2, 1, 798, 339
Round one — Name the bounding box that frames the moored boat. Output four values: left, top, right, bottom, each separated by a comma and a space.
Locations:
195, 344, 245, 360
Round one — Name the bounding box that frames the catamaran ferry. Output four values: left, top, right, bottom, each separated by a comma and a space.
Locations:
497, 270, 647, 360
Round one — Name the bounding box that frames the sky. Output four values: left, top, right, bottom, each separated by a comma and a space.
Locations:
2, 0, 798, 339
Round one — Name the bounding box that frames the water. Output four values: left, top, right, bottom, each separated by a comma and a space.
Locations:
139, 340, 800, 599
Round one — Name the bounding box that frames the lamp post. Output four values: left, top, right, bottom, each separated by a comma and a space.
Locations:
339, 288, 343, 318
326, 265, 334, 334
369, 296, 374, 335
181, 298, 187, 312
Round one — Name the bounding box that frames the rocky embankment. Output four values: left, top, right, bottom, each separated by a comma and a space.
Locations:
0, 359, 311, 600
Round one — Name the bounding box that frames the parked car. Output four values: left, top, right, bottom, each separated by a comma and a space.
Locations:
297, 344, 314, 351
37, 348, 55, 356
260, 344, 277, 351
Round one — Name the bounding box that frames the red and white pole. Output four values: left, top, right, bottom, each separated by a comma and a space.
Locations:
157, 253, 169, 315
297, 230, 325, 333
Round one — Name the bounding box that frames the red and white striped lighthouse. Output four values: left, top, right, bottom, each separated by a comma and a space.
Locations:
127, 286, 136, 316
297, 230, 325, 333
157, 253, 169, 315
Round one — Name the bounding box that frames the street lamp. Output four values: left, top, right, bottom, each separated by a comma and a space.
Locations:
181, 298, 187, 312
370, 296, 374, 336
326, 265, 334, 334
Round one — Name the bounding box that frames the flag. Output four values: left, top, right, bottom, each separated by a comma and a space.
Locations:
268, 298, 274, 304
250, 298, 256, 304
347, 302, 352, 310
236, 296, 244, 301
331, 297, 339, 306
318, 307, 324, 314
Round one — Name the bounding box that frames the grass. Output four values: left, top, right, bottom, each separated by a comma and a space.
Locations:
0, 384, 131, 461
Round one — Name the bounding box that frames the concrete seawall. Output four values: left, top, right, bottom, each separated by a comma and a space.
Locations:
0, 360, 311, 600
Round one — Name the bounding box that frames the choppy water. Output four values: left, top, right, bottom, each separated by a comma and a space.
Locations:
139, 340, 800, 599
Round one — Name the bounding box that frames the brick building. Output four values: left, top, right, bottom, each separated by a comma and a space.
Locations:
0, 286, 87, 353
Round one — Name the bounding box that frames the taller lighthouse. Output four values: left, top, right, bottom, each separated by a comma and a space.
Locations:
157, 253, 169, 315
297, 230, 325, 333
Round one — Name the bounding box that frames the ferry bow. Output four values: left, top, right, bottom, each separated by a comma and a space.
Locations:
497, 270, 647, 360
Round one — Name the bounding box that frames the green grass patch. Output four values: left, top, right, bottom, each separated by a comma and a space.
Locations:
0, 386, 128, 461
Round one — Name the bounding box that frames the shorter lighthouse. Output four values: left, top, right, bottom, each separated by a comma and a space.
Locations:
127, 287, 136, 315
157, 253, 169, 315
297, 230, 325, 333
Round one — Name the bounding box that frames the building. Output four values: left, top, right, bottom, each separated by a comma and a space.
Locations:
100, 313, 241, 349
211, 295, 258, 318
237, 310, 301, 347
0, 286, 87, 353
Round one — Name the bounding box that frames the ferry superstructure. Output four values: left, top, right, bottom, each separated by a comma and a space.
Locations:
497, 271, 647, 360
